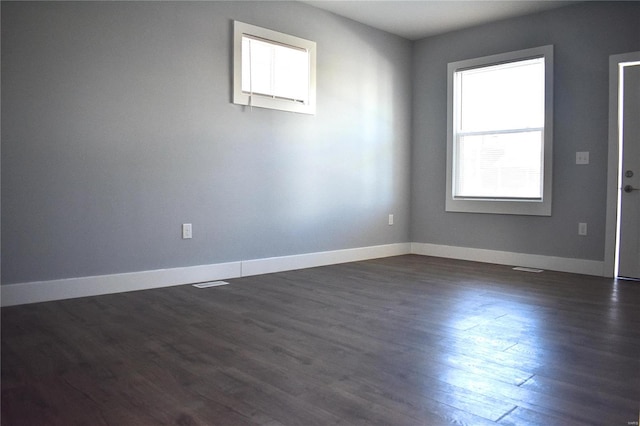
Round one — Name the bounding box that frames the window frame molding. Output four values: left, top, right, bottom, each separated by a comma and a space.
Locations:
233, 21, 316, 115
445, 45, 554, 216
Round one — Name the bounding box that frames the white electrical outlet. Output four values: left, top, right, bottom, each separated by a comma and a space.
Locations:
576, 151, 589, 165
182, 223, 193, 239
388, 214, 394, 225
578, 222, 587, 236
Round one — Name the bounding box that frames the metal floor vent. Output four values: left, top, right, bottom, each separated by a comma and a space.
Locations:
512, 267, 544, 273
192, 281, 230, 288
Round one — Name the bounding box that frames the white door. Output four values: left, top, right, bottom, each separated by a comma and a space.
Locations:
618, 63, 640, 279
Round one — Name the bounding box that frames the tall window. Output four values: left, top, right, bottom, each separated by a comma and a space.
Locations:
446, 45, 553, 216
233, 21, 316, 114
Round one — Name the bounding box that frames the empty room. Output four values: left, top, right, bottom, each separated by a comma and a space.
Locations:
2, 0, 639, 424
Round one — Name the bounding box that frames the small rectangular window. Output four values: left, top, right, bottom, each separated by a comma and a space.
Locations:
446, 46, 553, 216
234, 21, 316, 114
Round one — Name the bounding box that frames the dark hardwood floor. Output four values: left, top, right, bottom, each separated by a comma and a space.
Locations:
2, 255, 639, 425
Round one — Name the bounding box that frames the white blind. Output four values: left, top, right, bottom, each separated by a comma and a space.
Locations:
241, 36, 310, 103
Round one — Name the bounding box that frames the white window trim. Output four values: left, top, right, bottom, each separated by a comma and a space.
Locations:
445, 45, 554, 216
233, 21, 316, 115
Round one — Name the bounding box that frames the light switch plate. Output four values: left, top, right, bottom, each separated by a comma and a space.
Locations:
578, 222, 587, 236
182, 223, 192, 239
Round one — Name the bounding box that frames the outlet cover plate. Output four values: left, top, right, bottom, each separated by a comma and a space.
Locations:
576, 151, 589, 165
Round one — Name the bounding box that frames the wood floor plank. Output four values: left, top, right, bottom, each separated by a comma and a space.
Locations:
3, 255, 639, 425
497, 405, 578, 426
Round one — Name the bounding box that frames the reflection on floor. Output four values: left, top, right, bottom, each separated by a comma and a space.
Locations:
2, 255, 639, 425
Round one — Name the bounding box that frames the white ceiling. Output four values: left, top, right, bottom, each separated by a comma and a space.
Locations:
302, 0, 577, 40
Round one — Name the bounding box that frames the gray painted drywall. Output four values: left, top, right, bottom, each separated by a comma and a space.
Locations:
4, 1, 639, 287
1, 1, 412, 284
411, 1, 640, 261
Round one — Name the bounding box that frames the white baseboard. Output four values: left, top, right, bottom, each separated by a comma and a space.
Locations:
0, 261, 243, 307
1, 242, 604, 307
242, 243, 411, 277
0, 243, 411, 307
410, 242, 605, 276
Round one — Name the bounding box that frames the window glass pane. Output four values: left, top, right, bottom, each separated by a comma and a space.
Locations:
458, 58, 544, 132
455, 131, 543, 198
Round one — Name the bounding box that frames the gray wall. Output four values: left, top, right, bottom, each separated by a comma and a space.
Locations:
1, 1, 412, 284
4, 1, 639, 287
411, 1, 640, 261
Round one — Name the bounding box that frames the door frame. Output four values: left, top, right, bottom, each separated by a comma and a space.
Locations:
604, 51, 640, 278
